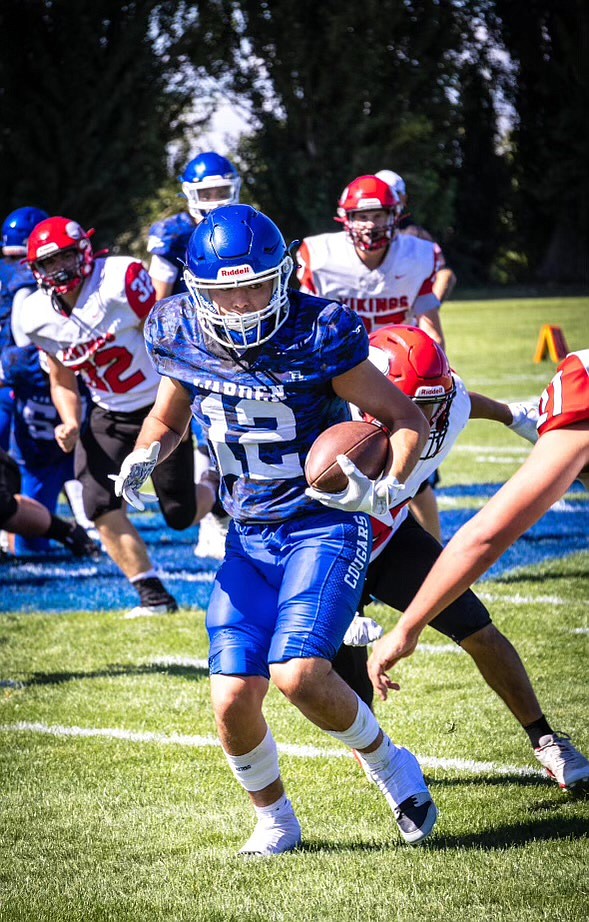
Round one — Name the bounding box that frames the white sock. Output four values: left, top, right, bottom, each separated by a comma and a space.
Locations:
325, 695, 381, 750
254, 794, 292, 819
357, 734, 397, 773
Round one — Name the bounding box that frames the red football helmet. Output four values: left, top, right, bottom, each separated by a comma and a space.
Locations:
27, 217, 95, 295
368, 325, 456, 459
336, 175, 399, 251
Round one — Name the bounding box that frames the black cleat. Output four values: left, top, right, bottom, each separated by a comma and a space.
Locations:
61, 523, 101, 559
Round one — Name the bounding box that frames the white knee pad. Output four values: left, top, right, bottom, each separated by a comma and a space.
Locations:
223, 727, 280, 793
325, 695, 380, 750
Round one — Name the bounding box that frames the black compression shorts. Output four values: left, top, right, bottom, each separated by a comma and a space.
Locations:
0, 448, 20, 525
75, 404, 197, 527
363, 513, 491, 643
332, 513, 492, 706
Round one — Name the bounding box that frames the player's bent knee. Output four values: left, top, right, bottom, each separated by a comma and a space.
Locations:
161, 501, 195, 531
271, 658, 330, 704
460, 621, 503, 651
211, 676, 267, 726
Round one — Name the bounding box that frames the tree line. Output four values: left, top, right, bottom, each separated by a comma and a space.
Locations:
1, 0, 587, 285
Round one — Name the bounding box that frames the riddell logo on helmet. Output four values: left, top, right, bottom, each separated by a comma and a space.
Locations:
217, 265, 254, 279
416, 385, 445, 398
35, 242, 59, 258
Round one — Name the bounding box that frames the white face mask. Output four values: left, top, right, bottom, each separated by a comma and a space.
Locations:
182, 177, 241, 220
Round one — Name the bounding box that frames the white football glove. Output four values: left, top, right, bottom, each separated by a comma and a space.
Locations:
109, 441, 161, 511
305, 454, 404, 521
507, 400, 540, 444
343, 614, 385, 647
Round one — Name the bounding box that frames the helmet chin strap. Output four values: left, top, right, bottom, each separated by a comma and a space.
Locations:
50, 291, 74, 317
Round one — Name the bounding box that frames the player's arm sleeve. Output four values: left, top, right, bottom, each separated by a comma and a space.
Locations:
295, 240, 318, 294
125, 261, 157, 320
148, 253, 179, 285
318, 302, 369, 379
412, 278, 441, 316
538, 352, 589, 435
10, 290, 34, 347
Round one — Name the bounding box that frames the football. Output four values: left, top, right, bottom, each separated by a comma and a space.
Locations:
305, 420, 391, 493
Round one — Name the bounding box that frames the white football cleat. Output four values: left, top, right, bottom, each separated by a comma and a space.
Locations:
238, 806, 302, 857
507, 400, 540, 444
358, 741, 438, 844
125, 602, 178, 619
535, 733, 589, 792
194, 512, 229, 560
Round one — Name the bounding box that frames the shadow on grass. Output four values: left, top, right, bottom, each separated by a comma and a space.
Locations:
425, 772, 547, 789
299, 813, 589, 855
425, 813, 589, 851
21, 661, 209, 686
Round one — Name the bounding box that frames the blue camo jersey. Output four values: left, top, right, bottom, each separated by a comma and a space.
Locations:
0, 258, 29, 351
0, 343, 69, 467
146, 212, 195, 294
145, 289, 369, 523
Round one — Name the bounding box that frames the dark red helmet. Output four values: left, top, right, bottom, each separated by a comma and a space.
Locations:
368, 324, 456, 459
27, 216, 95, 295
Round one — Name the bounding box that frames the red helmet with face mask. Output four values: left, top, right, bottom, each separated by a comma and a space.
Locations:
336, 175, 399, 251
368, 324, 456, 459
27, 217, 95, 295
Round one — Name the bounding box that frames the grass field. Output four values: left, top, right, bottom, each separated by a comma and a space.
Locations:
1, 297, 588, 921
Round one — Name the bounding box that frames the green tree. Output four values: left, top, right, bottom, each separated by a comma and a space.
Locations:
202, 0, 470, 245
0, 0, 210, 248
495, 0, 589, 282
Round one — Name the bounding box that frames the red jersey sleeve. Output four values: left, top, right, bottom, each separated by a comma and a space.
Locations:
295, 240, 317, 294
537, 351, 589, 436
125, 261, 157, 319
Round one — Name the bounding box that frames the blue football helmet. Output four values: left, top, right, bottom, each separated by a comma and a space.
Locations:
2, 206, 49, 257
179, 152, 241, 221
183, 204, 293, 349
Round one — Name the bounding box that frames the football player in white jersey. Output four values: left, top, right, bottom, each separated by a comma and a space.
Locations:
16, 217, 217, 617
297, 173, 445, 346
309, 327, 589, 793
375, 169, 457, 305
368, 349, 589, 792
297, 173, 445, 539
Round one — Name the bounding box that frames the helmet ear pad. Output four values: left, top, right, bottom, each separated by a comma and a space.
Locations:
183, 204, 293, 349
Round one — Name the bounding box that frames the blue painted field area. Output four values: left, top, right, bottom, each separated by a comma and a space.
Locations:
1, 483, 587, 614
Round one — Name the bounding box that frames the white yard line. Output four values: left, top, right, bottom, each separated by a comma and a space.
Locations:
453, 445, 529, 455
0, 721, 544, 778
478, 592, 588, 606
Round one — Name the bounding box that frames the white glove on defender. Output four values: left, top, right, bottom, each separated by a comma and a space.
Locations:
109, 441, 161, 511
343, 614, 385, 647
507, 401, 540, 444
305, 454, 404, 521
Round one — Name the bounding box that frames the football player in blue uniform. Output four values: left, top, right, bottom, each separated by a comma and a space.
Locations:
114, 204, 438, 855
0, 207, 48, 450
146, 151, 241, 301
146, 152, 242, 559
0, 208, 96, 555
